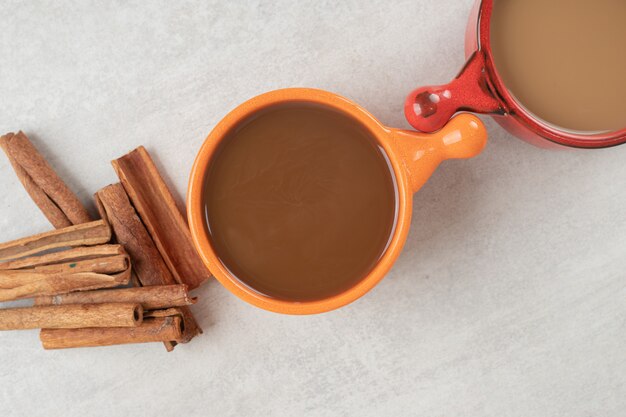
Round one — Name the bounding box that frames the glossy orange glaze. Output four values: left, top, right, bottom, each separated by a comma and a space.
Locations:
187, 88, 486, 314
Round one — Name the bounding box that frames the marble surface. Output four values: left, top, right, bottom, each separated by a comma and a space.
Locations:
1, 1, 625, 416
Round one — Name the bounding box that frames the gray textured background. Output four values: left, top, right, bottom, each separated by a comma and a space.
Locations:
1, 1, 625, 416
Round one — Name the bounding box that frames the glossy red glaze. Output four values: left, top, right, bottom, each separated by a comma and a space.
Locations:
405, 0, 626, 149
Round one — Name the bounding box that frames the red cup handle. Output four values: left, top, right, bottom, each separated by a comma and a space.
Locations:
405, 51, 505, 133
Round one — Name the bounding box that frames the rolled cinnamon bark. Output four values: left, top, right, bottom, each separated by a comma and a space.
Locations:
0, 303, 142, 330
0, 243, 130, 302
0, 131, 91, 227
95, 184, 176, 287
40, 316, 182, 349
34, 284, 195, 310
95, 183, 201, 349
31, 254, 128, 275
112, 146, 211, 290
0, 219, 111, 261
0, 244, 126, 270
0, 133, 71, 228
0, 269, 130, 302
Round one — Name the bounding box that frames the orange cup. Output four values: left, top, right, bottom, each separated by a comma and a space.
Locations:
187, 88, 487, 314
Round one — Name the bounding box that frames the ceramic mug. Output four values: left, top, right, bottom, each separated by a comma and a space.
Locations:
404, 0, 626, 149
187, 88, 487, 314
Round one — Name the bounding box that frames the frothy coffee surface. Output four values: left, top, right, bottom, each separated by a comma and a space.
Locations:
203, 104, 397, 302
491, 0, 626, 132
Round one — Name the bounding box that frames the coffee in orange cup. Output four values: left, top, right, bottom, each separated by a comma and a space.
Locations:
187, 88, 487, 314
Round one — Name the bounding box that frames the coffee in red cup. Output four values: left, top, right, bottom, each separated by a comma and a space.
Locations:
405, 0, 626, 149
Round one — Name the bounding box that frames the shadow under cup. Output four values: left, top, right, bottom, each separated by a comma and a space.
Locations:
201, 102, 399, 302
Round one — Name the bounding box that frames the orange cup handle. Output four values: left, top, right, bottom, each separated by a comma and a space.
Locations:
388, 113, 487, 192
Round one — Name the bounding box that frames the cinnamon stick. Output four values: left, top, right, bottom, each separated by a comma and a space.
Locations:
40, 316, 182, 349
0, 243, 130, 301
0, 244, 126, 270
34, 284, 195, 310
94, 184, 175, 287
0, 268, 131, 302
0, 133, 71, 228
0, 219, 111, 261
0, 131, 91, 227
0, 303, 142, 330
95, 183, 201, 349
112, 146, 211, 290
140, 307, 198, 343
32, 254, 128, 275
172, 307, 200, 344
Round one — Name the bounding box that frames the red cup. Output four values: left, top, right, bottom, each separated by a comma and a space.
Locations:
404, 0, 626, 149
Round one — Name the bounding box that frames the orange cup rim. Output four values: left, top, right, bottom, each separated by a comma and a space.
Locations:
187, 88, 413, 314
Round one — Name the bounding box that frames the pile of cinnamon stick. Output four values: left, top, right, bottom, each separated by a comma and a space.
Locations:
0, 132, 211, 351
